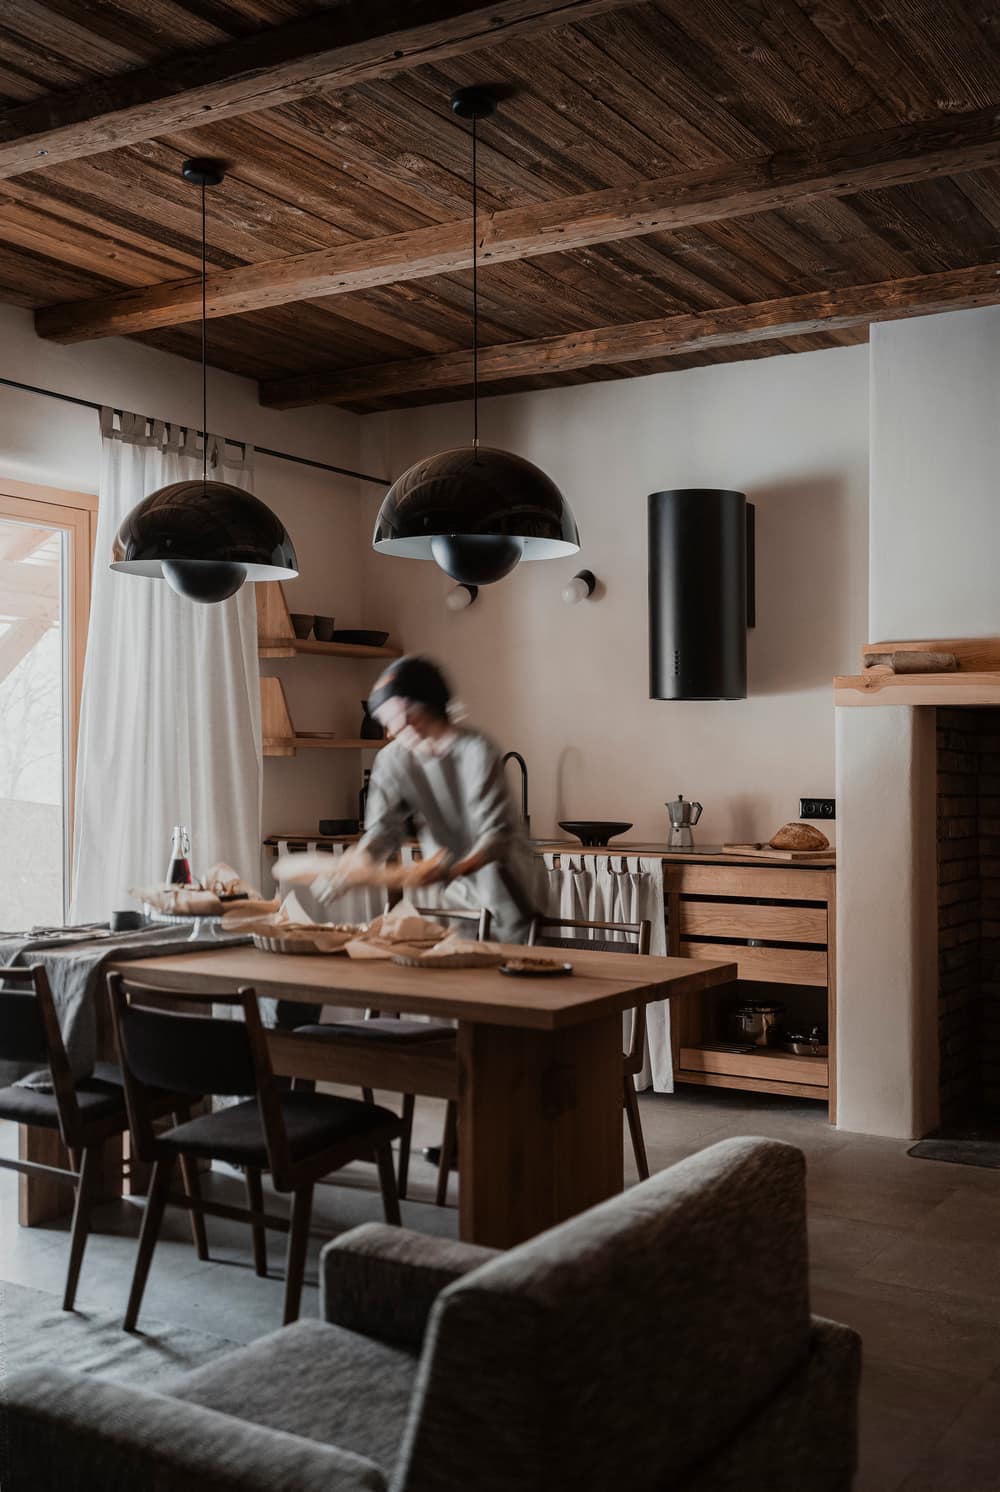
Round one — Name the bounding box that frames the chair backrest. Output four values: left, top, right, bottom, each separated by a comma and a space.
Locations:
399, 1138, 811, 1492
0, 965, 50, 1065
0, 964, 82, 1142
106, 974, 292, 1179
529, 916, 651, 1063
413, 905, 492, 942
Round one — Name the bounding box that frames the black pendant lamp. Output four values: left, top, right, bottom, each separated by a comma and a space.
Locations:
111, 159, 297, 603
372, 89, 579, 585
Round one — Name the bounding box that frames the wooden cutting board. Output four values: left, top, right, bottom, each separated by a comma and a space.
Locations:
721, 843, 835, 861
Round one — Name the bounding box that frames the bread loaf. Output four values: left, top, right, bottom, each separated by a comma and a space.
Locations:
768, 822, 830, 851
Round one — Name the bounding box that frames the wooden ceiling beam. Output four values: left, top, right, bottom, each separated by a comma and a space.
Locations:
34, 104, 1000, 344
259, 260, 1000, 407
0, 0, 634, 180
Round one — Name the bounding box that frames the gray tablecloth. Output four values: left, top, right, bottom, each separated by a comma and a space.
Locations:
0, 924, 250, 1090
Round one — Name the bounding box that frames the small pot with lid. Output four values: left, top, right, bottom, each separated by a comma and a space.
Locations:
730, 1001, 785, 1047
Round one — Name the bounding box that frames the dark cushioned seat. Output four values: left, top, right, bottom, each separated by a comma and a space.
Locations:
0, 1060, 127, 1128
156, 1091, 401, 1167
294, 1019, 455, 1044
170, 1318, 417, 1471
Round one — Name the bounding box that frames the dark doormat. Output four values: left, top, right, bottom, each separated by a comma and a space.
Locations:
908, 1125, 1000, 1169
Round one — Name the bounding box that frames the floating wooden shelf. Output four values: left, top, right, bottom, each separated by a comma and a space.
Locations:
260, 636, 401, 660
261, 676, 386, 758
256, 582, 399, 660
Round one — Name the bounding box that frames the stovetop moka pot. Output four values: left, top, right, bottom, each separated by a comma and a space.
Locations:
666, 794, 703, 848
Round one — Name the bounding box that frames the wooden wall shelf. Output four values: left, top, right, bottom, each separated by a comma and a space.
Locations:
261, 676, 386, 758
256, 582, 400, 660
260, 636, 400, 660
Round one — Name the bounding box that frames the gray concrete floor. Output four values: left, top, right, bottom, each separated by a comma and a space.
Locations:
3, 1086, 1000, 1492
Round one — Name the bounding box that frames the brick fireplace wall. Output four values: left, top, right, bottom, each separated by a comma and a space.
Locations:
937, 706, 1000, 1123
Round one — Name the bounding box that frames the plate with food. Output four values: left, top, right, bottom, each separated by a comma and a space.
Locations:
499, 956, 574, 978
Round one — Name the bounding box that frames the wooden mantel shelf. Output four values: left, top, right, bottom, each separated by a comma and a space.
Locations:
835, 671, 1000, 706
836, 637, 1000, 707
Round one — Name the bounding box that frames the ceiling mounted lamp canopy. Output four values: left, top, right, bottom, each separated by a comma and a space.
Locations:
371, 87, 579, 586
111, 159, 297, 603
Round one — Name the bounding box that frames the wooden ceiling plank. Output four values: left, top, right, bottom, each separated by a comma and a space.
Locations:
34, 102, 1000, 342
0, 0, 640, 178
259, 258, 1000, 407
794, 0, 939, 122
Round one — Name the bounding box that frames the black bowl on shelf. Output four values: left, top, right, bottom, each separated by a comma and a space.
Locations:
558, 820, 633, 847
331, 629, 390, 647
318, 819, 361, 837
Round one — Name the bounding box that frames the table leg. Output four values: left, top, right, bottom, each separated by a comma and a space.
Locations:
18, 1128, 123, 1226
457, 1014, 624, 1248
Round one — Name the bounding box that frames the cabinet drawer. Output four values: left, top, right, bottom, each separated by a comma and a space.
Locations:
681, 941, 828, 987
666, 863, 832, 900
677, 900, 827, 944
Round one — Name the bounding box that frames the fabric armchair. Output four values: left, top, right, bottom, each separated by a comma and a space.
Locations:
2, 1137, 860, 1492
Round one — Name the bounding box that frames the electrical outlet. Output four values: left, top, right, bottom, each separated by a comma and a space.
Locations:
799, 798, 836, 820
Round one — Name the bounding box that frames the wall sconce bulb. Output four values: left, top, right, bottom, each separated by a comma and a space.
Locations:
561, 569, 598, 605
445, 583, 479, 612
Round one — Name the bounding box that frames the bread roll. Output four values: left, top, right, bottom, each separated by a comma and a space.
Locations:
768, 822, 830, 851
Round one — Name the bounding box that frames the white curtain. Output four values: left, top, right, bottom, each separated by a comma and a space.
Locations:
70, 410, 262, 921
542, 853, 672, 1092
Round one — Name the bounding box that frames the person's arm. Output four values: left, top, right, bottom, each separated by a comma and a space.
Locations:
356, 752, 410, 863
449, 737, 517, 879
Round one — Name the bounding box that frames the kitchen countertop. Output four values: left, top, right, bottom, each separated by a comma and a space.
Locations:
263, 834, 835, 869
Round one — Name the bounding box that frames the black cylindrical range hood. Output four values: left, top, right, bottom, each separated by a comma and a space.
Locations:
648, 489, 752, 701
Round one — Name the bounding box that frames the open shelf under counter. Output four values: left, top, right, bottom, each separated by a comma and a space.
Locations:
678, 1044, 829, 1100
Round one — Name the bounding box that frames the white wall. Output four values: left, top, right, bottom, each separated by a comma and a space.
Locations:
360, 345, 870, 844
870, 307, 1000, 641
0, 305, 370, 857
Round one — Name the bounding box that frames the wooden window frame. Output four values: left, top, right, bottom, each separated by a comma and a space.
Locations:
0, 477, 96, 900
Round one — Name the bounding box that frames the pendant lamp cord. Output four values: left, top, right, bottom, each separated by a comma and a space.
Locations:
472, 113, 480, 457
201, 177, 208, 486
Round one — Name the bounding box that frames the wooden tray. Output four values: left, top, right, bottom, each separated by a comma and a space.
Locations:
721, 843, 834, 861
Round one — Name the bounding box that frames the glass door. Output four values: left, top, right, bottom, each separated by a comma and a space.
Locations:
0, 486, 93, 930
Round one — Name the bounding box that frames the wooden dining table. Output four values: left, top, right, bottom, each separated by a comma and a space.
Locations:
87, 941, 737, 1248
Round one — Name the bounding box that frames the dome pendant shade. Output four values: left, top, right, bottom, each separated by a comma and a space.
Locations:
112, 479, 298, 603
372, 446, 579, 584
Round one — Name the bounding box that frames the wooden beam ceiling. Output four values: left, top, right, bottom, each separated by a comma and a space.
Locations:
33, 104, 1000, 344
260, 260, 1000, 408
0, 0, 634, 180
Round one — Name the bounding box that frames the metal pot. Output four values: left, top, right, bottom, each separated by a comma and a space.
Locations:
730, 1001, 785, 1047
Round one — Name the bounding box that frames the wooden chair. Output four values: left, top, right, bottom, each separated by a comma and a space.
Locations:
106, 973, 403, 1329
0, 964, 203, 1310
529, 916, 653, 1179
291, 906, 489, 1204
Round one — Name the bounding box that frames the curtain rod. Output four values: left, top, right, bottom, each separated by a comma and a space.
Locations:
0, 376, 390, 488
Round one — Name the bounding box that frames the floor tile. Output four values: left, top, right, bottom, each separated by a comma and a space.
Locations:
857, 1234, 1000, 1305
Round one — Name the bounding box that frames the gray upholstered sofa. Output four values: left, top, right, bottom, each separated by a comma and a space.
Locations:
2, 1136, 861, 1492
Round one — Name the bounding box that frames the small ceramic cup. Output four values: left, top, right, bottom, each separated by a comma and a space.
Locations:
290, 613, 315, 639
314, 615, 336, 641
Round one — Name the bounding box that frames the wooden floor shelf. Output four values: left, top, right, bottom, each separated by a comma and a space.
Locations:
679, 1044, 828, 1090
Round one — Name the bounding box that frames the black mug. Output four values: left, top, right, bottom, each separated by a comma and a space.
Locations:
110, 910, 145, 933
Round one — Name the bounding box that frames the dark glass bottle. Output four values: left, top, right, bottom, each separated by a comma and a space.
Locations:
166, 825, 192, 886
358, 770, 372, 830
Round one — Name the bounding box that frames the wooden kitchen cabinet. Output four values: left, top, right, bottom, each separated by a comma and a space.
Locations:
664, 856, 836, 1117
